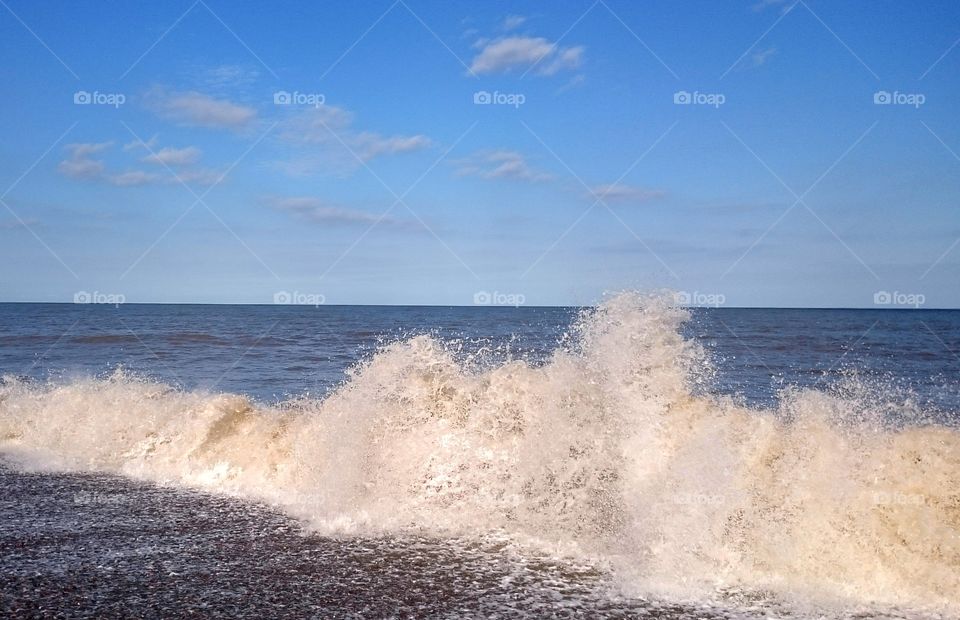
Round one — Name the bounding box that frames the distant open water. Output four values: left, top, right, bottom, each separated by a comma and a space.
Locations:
2, 303, 959, 410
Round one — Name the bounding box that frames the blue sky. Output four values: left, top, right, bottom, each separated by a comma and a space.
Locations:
1, 0, 958, 307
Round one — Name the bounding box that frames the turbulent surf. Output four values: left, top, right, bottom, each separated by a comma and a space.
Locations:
1, 292, 958, 615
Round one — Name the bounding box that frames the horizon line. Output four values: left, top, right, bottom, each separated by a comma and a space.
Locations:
0, 301, 956, 311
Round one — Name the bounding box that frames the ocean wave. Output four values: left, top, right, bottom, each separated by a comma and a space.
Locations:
1, 292, 957, 614
68, 334, 142, 345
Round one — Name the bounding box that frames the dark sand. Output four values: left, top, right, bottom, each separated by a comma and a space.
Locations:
4, 464, 910, 619
0, 464, 739, 619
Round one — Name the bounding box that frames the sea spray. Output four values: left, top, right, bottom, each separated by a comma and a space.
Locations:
1, 292, 957, 613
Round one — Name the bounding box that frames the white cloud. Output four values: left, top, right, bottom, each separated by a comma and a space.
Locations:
58, 157, 106, 180
141, 146, 202, 166
146, 88, 257, 129
352, 132, 433, 160
502, 14, 527, 30
64, 142, 113, 158
198, 64, 261, 91
730, 45, 777, 73
469, 36, 583, 75
275, 104, 432, 174
123, 134, 158, 152
58, 140, 218, 186
556, 73, 586, 94
104, 167, 220, 187
266, 196, 406, 227
752, 46, 777, 67
457, 150, 553, 182
57, 142, 113, 179
588, 183, 666, 203
175, 168, 222, 185
752, 0, 795, 13
539, 46, 585, 76
106, 170, 165, 187
282, 104, 354, 137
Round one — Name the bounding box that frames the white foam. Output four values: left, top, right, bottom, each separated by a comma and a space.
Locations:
1, 291, 957, 614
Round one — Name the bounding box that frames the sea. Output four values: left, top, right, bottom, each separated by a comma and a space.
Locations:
1, 293, 958, 618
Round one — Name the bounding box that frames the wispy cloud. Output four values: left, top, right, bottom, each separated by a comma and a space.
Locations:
456, 150, 554, 182
105, 167, 220, 187
356, 133, 432, 160
195, 64, 261, 92
275, 104, 432, 175
106, 170, 165, 187
731, 45, 777, 73
57, 142, 113, 180
265, 196, 409, 228
501, 14, 527, 31
58, 157, 106, 179
108, 166, 221, 187
174, 168, 223, 185
556, 74, 586, 94
146, 88, 257, 130
587, 183, 666, 203
751, 46, 777, 67
0, 217, 39, 230
141, 146, 202, 166
752, 0, 795, 14
123, 134, 158, 152
57, 140, 219, 187
469, 36, 584, 76
63, 142, 113, 158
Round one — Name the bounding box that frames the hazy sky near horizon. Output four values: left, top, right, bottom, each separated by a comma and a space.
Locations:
1, 0, 958, 307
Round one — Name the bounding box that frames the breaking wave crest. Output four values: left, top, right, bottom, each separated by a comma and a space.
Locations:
1, 292, 958, 613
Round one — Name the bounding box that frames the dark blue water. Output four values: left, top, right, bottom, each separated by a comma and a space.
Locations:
1, 303, 959, 412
